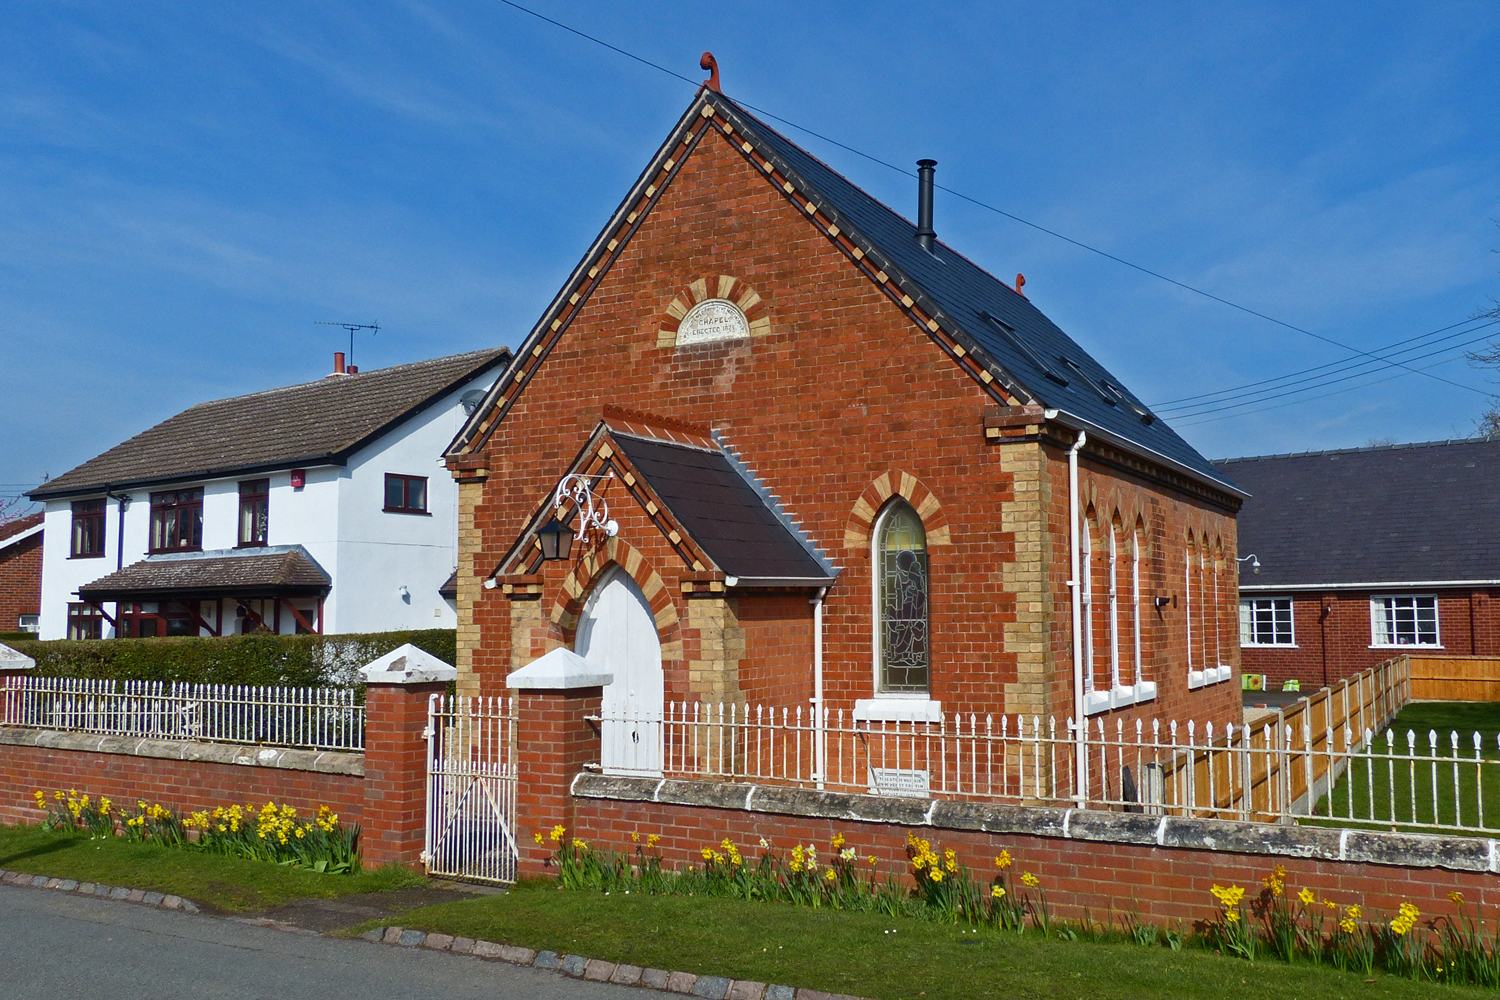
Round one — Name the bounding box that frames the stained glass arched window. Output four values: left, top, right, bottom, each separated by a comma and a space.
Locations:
875, 501, 929, 693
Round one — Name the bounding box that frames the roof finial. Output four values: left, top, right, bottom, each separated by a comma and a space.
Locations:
1015, 273, 1027, 297
699, 51, 721, 93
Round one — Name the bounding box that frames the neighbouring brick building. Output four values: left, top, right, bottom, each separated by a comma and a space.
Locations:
1222, 438, 1500, 691
445, 83, 1246, 779
0, 512, 43, 633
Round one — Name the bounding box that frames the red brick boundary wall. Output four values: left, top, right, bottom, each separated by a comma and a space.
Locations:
0, 665, 442, 869
568, 774, 1500, 927
0, 728, 364, 829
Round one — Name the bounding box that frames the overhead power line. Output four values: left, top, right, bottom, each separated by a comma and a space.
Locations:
1164, 319, 1500, 420
489, 0, 1491, 402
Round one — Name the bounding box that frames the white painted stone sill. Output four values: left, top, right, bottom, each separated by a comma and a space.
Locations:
1187, 665, 1234, 690
1084, 681, 1158, 716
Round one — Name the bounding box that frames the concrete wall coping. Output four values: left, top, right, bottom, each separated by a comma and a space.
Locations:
0, 725, 365, 777
360, 642, 457, 685
572, 772, 1500, 876
507, 647, 611, 690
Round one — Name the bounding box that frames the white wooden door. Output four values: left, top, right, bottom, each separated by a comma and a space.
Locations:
576, 568, 664, 775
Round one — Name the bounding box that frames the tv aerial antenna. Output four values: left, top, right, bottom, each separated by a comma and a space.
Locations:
314, 320, 380, 369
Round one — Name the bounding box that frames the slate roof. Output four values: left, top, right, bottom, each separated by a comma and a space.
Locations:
34, 349, 509, 500
439, 570, 458, 600
1216, 438, 1500, 589
715, 96, 1239, 495
77, 545, 331, 600
446, 91, 1241, 500
612, 432, 835, 584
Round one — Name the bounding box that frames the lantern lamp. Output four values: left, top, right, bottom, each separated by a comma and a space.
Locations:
537, 517, 575, 561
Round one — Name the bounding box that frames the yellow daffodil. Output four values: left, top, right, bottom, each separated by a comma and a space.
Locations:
994, 850, 1012, 870
929, 868, 944, 883
550, 824, 566, 842
1448, 891, 1465, 906
1297, 888, 1315, 906
1021, 871, 1039, 888
648, 834, 661, 847
631, 832, 640, 843
824, 869, 836, 882
991, 885, 1006, 898
831, 832, 846, 850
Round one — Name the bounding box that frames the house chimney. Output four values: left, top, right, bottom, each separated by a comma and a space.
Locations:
329, 352, 346, 377
915, 159, 937, 251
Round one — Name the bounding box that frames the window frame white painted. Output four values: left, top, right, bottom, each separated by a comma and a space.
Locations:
866, 499, 937, 708
1240, 597, 1296, 647
1369, 594, 1442, 649
1083, 519, 1156, 715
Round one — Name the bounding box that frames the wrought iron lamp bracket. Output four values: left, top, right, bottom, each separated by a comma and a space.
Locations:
554, 473, 618, 542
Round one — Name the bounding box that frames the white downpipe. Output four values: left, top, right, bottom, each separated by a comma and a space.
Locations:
1067, 431, 1089, 806
812, 586, 827, 790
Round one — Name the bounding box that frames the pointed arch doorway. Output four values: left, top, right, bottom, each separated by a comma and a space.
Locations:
575, 566, 664, 775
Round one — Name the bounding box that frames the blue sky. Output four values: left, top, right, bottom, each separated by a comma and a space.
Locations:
4, 1, 1500, 498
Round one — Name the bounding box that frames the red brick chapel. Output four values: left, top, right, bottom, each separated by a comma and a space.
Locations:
444, 77, 1246, 773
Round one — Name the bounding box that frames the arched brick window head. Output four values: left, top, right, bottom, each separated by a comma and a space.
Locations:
875, 500, 930, 694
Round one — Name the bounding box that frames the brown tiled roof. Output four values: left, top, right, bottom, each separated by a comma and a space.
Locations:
439, 570, 458, 600
0, 512, 44, 544
34, 348, 509, 499
78, 546, 331, 600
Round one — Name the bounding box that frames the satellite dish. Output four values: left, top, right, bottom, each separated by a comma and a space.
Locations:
460, 389, 486, 416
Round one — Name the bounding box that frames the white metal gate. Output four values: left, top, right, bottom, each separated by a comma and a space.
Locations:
423, 694, 519, 884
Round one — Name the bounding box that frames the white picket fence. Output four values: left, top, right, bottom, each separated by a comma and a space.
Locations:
591, 661, 1500, 836
1, 675, 363, 751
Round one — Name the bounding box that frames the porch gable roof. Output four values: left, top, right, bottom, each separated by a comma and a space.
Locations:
77, 545, 331, 601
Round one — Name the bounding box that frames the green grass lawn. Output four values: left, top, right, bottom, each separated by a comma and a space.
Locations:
357, 881, 1494, 1000
0, 823, 426, 912
1310, 702, 1500, 833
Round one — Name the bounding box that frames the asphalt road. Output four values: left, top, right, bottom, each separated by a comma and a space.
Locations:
0, 883, 637, 1000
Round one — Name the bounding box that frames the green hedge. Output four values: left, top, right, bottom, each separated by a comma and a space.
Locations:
2, 629, 456, 688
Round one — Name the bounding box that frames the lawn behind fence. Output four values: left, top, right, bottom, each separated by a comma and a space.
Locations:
1311, 702, 1500, 833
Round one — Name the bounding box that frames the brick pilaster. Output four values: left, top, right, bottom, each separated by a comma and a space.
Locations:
361, 679, 446, 868
514, 687, 602, 876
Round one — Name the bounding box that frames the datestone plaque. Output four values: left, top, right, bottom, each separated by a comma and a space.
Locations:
675, 298, 750, 346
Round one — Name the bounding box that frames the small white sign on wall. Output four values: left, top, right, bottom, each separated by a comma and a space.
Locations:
676, 298, 750, 347
868, 767, 931, 798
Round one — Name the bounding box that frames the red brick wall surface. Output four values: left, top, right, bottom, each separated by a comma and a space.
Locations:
0, 517, 42, 631
1241, 589, 1500, 691
464, 118, 1242, 729
0, 741, 363, 829
362, 681, 446, 866
516, 689, 602, 876
568, 795, 1496, 927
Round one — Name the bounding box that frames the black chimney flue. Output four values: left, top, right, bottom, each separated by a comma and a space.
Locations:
915, 158, 937, 251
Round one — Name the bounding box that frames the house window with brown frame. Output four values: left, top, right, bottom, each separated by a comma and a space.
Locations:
238, 479, 269, 546
384, 474, 428, 514
70, 498, 106, 558
67, 603, 103, 640
149, 488, 203, 553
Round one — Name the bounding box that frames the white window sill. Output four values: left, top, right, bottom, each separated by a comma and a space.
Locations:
853, 698, 943, 723
1084, 681, 1158, 716
1369, 644, 1443, 650
1188, 665, 1234, 690
1241, 643, 1298, 649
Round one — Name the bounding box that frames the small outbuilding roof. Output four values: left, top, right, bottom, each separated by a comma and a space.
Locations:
77, 545, 331, 601
612, 432, 834, 586
1217, 438, 1500, 590
33, 348, 509, 500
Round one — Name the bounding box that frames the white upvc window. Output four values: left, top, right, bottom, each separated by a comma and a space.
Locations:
1371, 595, 1440, 648
1240, 597, 1294, 646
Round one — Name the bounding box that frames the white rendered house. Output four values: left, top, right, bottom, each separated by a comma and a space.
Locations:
30, 349, 508, 640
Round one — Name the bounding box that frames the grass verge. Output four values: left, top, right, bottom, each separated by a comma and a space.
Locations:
0, 823, 426, 912
356, 880, 1495, 1000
